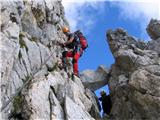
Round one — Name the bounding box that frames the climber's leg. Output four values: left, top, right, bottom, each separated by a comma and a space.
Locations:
62, 51, 73, 71
73, 52, 80, 77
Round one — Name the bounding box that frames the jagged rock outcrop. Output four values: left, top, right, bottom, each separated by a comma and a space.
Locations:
146, 19, 160, 40
0, 0, 100, 119
81, 65, 109, 91
106, 19, 160, 120
147, 19, 160, 54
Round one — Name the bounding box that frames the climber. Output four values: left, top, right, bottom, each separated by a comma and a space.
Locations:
99, 90, 112, 117
61, 27, 86, 77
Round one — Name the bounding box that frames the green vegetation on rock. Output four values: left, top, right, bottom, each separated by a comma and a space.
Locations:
30, 36, 38, 42
13, 94, 23, 113
19, 32, 28, 52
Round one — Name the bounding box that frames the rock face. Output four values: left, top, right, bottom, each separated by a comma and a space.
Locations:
146, 19, 160, 40
106, 19, 160, 120
0, 0, 100, 120
81, 65, 109, 91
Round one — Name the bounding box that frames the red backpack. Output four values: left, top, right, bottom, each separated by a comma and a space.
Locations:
74, 30, 88, 50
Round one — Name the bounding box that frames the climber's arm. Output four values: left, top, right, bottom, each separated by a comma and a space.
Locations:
64, 34, 74, 46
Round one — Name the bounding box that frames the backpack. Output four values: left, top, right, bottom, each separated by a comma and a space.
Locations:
74, 30, 88, 50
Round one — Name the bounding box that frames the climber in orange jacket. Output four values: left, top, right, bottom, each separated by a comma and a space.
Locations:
61, 27, 83, 77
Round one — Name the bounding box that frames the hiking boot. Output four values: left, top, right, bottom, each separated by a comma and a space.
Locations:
58, 58, 67, 71
67, 72, 72, 78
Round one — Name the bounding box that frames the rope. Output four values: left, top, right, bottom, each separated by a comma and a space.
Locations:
1, 41, 59, 112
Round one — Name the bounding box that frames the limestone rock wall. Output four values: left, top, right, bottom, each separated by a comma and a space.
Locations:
106, 19, 160, 120
0, 0, 100, 119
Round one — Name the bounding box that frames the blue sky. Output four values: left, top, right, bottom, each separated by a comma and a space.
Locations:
62, 0, 160, 110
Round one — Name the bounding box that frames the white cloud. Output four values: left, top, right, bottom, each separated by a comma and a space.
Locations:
62, 0, 105, 34
110, 0, 160, 39
62, 0, 160, 39
122, 3, 159, 20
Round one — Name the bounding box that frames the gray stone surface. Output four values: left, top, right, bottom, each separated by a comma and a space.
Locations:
81, 65, 109, 91
106, 19, 160, 120
64, 96, 94, 120
147, 38, 160, 54
146, 19, 160, 40
85, 88, 101, 119
0, 0, 99, 120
